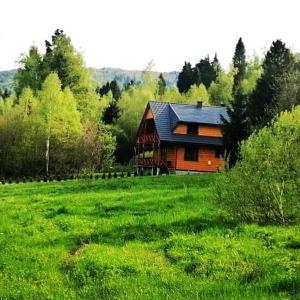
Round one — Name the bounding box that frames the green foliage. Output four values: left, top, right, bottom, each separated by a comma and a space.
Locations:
177, 62, 194, 94
195, 56, 217, 89
157, 73, 166, 96
0, 73, 115, 177
247, 40, 298, 130
0, 175, 299, 299
209, 68, 235, 105
232, 38, 247, 95
186, 84, 210, 105
240, 56, 263, 95
216, 106, 300, 224
221, 93, 249, 167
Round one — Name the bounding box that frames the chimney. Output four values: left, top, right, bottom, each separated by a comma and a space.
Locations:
197, 101, 203, 108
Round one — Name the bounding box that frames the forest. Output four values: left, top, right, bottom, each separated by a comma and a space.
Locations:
0, 30, 300, 179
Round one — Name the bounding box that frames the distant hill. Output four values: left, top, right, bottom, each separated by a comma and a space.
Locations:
0, 68, 178, 91
0, 70, 17, 90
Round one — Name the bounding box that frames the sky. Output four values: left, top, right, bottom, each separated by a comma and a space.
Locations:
0, 0, 299, 72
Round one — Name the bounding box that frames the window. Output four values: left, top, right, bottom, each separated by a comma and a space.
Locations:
215, 148, 224, 158
184, 146, 198, 161
187, 123, 198, 135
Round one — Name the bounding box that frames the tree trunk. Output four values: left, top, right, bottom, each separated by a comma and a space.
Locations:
45, 135, 50, 176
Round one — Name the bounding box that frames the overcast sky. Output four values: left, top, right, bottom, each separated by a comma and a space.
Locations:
0, 0, 299, 72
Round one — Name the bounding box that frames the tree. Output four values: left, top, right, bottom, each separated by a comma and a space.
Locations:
38, 73, 82, 175
216, 106, 300, 224
186, 84, 210, 105
195, 56, 217, 89
15, 30, 95, 98
102, 99, 121, 124
157, 73, 166, 96
110, 80, 122, 100
232, 38, 246, 95
212, 53, 221, 76
14, 46, 44, 96
221, 93, 249, 167
43, 29, 93, 94
240, 56, 263, 95
208, 68, 235, 106
247, 40, 296, 130
177, 62, 194, 94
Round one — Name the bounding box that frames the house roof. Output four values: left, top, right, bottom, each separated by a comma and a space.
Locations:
148, 101, 228, 146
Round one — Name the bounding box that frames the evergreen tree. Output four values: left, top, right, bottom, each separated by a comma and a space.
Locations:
221, 93, 249, 167
0, 88, 11, 99
195, 56, 216, 89
247, 40, 295, 130
110, 80, 121, 100
157, 73, 166, 96
102, 100, 121, 124
97, 82, 111, 97
232, 38, 246, 95
192, 67, 202, 86
177, 62, 194, 94
212, 53, 221, 76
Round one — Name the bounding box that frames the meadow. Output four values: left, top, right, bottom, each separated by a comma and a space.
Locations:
0, 174, 299, 299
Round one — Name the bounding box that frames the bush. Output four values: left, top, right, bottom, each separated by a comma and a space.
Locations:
216, 106, 300, 225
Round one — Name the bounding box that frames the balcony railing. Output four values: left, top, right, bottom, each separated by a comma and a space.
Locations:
136, 134, 159, 144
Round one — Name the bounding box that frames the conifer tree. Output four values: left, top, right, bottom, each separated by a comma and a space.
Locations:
195, 56, 216, 89
232, 38, 246, 95
247, 40, 295, 130
157, 73, 166, 96
221, 92, 249, 167
110, 80, 121, 100
177, 62, 194, 94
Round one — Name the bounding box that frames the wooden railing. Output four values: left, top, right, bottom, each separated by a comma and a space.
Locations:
136, 134, 159, 144
137, 157, 171, 168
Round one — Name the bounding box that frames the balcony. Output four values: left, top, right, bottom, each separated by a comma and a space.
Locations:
136, 134, 159, 144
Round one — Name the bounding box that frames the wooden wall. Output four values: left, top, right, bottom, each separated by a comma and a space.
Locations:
173, 124, 222, 137
166, 146, 223, 172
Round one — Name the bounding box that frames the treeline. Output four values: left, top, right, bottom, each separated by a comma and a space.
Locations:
1, 30, 300, 180
0, 30, 115, 178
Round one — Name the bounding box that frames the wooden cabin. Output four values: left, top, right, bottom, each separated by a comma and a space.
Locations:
135, 100, 228, 174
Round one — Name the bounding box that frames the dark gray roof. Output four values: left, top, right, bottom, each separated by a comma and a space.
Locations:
149, 101, 228, 146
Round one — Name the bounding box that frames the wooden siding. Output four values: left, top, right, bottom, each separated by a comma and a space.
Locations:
175, 146, 223, 172
198, 125, 222, 137
166, 146, 176, 168
173, 123, 222, 138
173, 123, 187, 134
145, 108, 154, 119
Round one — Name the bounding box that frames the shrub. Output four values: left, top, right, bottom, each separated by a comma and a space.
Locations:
216, 106, 300, 225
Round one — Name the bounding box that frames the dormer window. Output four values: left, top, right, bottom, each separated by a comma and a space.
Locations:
187, 123, 198, 135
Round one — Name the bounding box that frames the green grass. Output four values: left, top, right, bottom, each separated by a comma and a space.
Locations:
0, 175, 299, 299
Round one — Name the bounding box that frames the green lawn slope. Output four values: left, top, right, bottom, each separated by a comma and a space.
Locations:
0, 175, 299, 299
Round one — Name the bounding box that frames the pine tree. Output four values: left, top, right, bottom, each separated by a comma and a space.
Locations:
157, 73, 166, 96
221, 92, 249, 167
177, 62, 194, 94
247, 40, 295, 130
232, 38, 246, 95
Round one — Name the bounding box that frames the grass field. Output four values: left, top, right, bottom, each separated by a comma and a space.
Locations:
0, 174, 299, 299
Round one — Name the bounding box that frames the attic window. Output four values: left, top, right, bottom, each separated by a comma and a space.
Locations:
187, 123, 198, 135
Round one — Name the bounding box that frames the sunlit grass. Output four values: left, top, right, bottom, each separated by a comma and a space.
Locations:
0, 175, 299, 299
